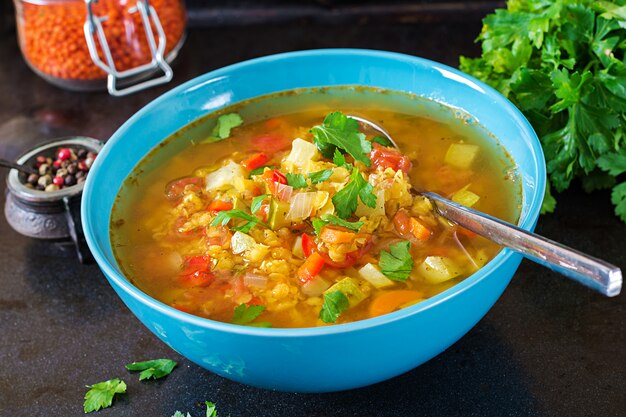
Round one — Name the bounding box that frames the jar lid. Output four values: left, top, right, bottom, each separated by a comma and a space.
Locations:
6, 137, 103, 203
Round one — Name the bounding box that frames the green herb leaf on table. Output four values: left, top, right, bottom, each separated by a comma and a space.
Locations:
125, 358, 178, 381
308, 169, 333, 184
285, 173, 308, 189
251, 194, 270, 214
311, 112, 372, 166
206, 401, 218, 417
459, 0, 626, 222
319, 290, 350, 323
232, 303, 272, 327
311, 214, 364, 235
171, 412, 191, 417
83, 378, 127, 413
211, 209, 268, 233
379, 241, 414, 281
332, 168, 377, 219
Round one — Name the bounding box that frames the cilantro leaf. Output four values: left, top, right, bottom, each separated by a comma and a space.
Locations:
83, 378, 126, 413
311, 112, 372, 166
612, 182, 626, 222
308, 169, 333, 184
312, 214, 363, 235
251, 194, 269, 214
232, 304, 272, 327
212, 113, 243, 140
285, 173, 308, 189
597, 151, 626, 177
371, 135, 394, 147
333, 149, 347, 166
171, 412, 191, 417
319, 290, 350, 323
379, 241, 414, 281
332, 168, 377, 219
125, 358, 178, 381
211, 209, 268, 233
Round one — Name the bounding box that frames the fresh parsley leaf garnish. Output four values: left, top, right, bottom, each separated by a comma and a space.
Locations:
212, 113, 243, 140
319, 290, 349, 323
285, 173, 308, 189
612, 182, 626, 223
371, 135, 394, 147
308, 169, 333, 184
83, 378, 127, 413
311, 214, 363, 235
459, 1, 626, 222
206, 401, 218, 417
311, 112, 372, 166
249, 165, 277, 178
211, 209, 268, 233
379, 241, 414, 281
332, 168, 377, 219
333, 149, 347, 167
251, 194, 270, 214
125, 359, 178, 381
232, 304, 272, 327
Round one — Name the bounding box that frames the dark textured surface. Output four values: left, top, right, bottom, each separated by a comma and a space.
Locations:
1, 15, 625, 417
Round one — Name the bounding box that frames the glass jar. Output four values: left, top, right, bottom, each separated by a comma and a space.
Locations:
13, 0, 186, 95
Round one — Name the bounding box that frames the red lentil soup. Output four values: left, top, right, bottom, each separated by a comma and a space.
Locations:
111, 87, 521, 328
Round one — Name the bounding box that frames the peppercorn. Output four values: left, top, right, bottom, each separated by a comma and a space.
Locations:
53, 176, 65, 186
64, 175, 77, 186
38, 175, 52, 187
67, 163, 78, 175
27, 173, 39, 185
45, 184, 60, 192
38, 164, 50, 176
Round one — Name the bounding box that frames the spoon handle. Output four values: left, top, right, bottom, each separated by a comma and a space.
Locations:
0, 158, 38, 175
423, 191, 622, 297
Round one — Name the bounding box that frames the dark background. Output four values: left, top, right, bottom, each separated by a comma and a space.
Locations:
0, 1, 624, 417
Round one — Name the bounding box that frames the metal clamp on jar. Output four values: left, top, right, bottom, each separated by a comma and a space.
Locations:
14, 0, 186, 95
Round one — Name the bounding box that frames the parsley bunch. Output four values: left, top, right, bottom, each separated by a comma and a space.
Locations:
460, 0, 626, 222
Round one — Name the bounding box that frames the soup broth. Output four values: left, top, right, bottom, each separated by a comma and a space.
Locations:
111, 87, 521, 328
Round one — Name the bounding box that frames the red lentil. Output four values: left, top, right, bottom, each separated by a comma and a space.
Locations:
15, 0, 186, 82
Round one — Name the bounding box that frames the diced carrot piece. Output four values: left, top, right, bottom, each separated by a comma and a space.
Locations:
251, 134, 291, 154
241, 152, 269, 170
207, 200, 233, 213
409, 218, 431, 241
369, 290, 424, 318
297, 252, 325, 283
319, 226, 356, 244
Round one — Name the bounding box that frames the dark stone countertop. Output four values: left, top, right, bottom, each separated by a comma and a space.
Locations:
0, 14, 624, 417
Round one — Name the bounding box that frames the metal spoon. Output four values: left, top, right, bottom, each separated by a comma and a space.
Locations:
348, 115, 622, 297
0, 158, 38, 176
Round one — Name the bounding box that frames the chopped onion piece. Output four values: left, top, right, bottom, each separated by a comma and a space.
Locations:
292, 235, 304, 258
358, 263, 395, 288
302, 277, 331, 296
356, 188, 385, 217
444, 143, 479, 169
276, 182, 293, 201
243, 273, 268, 288
286, 192, 317, 221
205, 160, 246, 192
417, 256, 462, 284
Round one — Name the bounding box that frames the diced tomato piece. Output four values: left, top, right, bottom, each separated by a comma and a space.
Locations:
242, 152, 270, 170
301, 233, 316, 258
370, 142, 412, 174
207, 199, 233, 213
179, 255, 214, 287
392, 210, 430, 241
297, 252, 325, 283
250, 134, 292, 154
165, 176, 203, 201
319, 226, 356, 244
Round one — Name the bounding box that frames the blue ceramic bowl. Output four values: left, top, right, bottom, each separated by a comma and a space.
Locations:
82, 49, 545, 393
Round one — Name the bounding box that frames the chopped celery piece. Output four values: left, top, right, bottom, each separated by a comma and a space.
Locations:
444, 143, 479, 169
358, 263, 395, 288
417, 256, 462, 284
231, 231, 257, 254
292, 235, 304, 259
452, 186, 480, 207
205, 161, 246, 192
268, 198, 290, 230
324, 277, 370, 307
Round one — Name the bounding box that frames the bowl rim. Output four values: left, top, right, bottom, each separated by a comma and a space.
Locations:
82, 48, 546, 337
